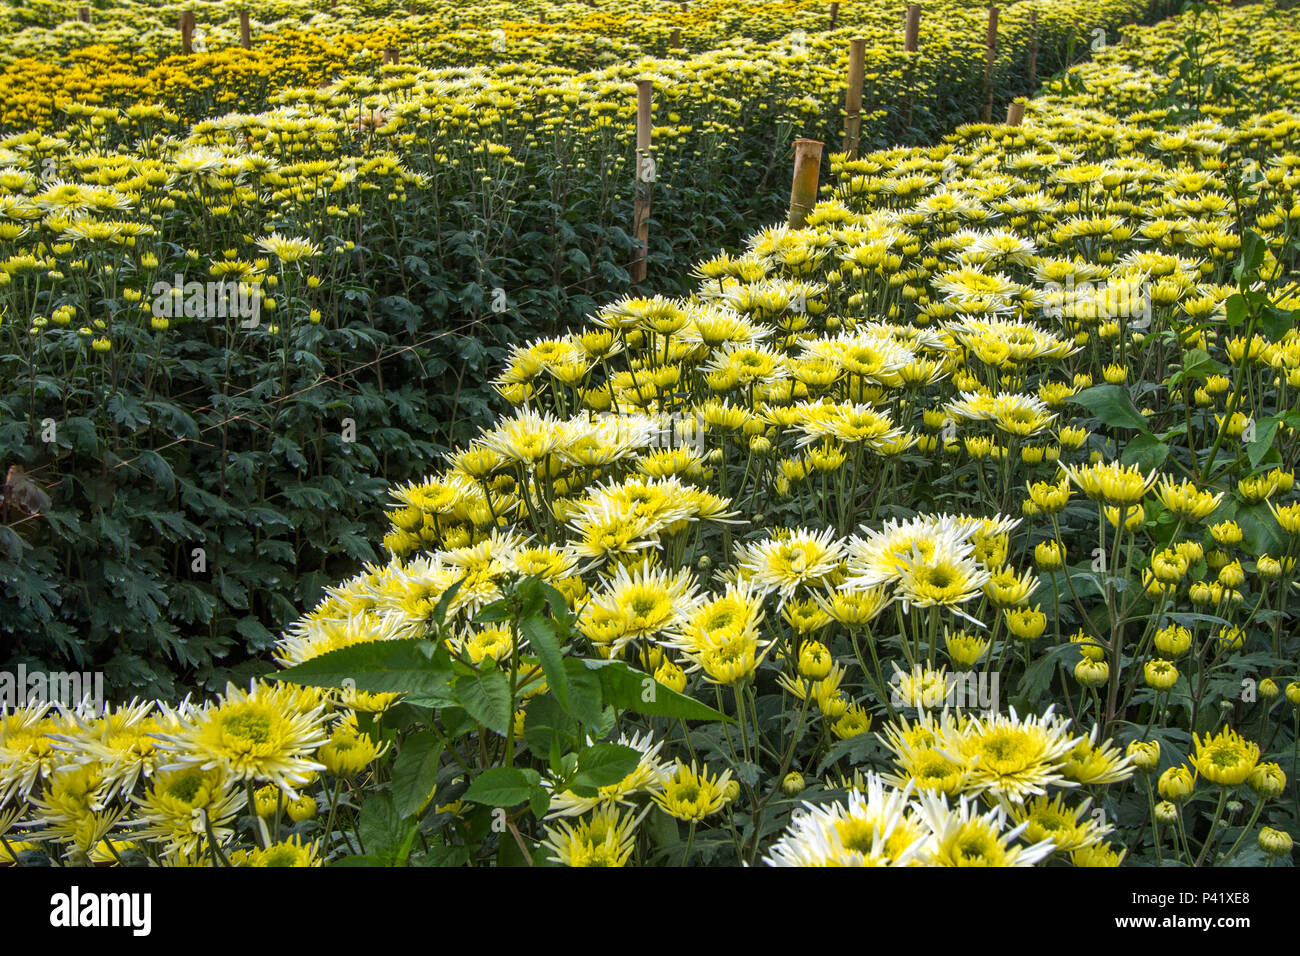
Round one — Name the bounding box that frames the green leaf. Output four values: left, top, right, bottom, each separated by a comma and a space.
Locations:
1236, 502, 1283, 555
582, 660, 730, 721
273, 639, 454, 700
391, 731, 442, 819
455, 668, 512, 736
430, 576, 465, 632
573, 743, 641, 788
358, 792, 419, 865
1258, 305, 1295, 343
1174, 347, 1227, 384
1233, 230, 1265, 283
1247, 416, 1280, 468
1120, 432, 1169, 471
1224, 293, 1248, 328
1072, 385, 1149, 432
520, 612, 569, 712
462, 767, 540, 807
473, 600, 512, 624
561, 658, 606, 728
529, 786, 550, 818
523, 695, 579, 757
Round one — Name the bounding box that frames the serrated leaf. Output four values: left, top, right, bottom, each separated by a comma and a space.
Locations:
391, 731, 443, 819
455, 668, 512, 736
1072, 385, 1149, 432
272, 639, 454, 699
573, 743, 640, 788
581, 659, 729, 721
462, 767, 538, 807
520, 612, 569, 712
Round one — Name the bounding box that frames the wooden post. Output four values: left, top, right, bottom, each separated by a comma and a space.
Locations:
1006, 100, 1025, 126
1026, 9, 1038, 86
904, 4, 921, 52
239, 10, 251, 49
670, 28, 680, 49
631, 80, 653, 285
788, 138, 823, 229
829, 2, 839, 27
982, 6, 998, 123
77, 6, 89, 22
383, 47, 399, 64
180, 11, 195, 55
539, 11, 546, 23
843, 38, 866, 160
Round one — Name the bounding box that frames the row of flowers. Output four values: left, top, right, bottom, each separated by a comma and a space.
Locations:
3, 0, 1299, 865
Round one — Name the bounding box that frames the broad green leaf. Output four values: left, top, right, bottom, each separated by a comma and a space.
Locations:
520, 613, 570, 712
455, 668, 512, 736
1235, 502, 1283, 555
581, 660, 730, 721
358, 793, 418, 865
273, 639, 454, 699
430, 576, 466, 632
462, 767, 540, 807
1224, 292, 1248, 328
1174, 347, 1227, 383
572, 743, 641, 788
1246, 416, 1280, 468
523, 695, 579, 757
1120, 432, 1169, 471
1072, 385, 1149, 433
391, 731, 443, 819
1233, 230, 1265, 283
1258, 305, 1295, 343
561, 658, 606, 727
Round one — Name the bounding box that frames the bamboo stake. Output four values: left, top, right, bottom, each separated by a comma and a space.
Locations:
1027, 9, 1039, 86
982, 6, 998, 123
631, 80, 654, 285
904, 4, 921, 52
1006, 100, 1025, 126
180, 11, 195, 55
788, 138, 823, 229
383, 47, 399, 64
77, 6, 89, 22
239, 10, 251, 49
843, 38, 866, 160
829, 2, 839, 28
670, 28, 680, 49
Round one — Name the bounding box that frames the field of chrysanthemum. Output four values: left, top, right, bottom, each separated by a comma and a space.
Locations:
2, 0, 1300, 869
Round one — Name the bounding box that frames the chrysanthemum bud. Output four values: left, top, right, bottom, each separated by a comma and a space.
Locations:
288, 795, 318, 822
1074, 658, 1109, 687
797, 641, 833, 681
1248, 762, 1287, 799
1127, 740, 1160, 772
1259, 826, 1293, 857
1158, 765, 1195, 803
